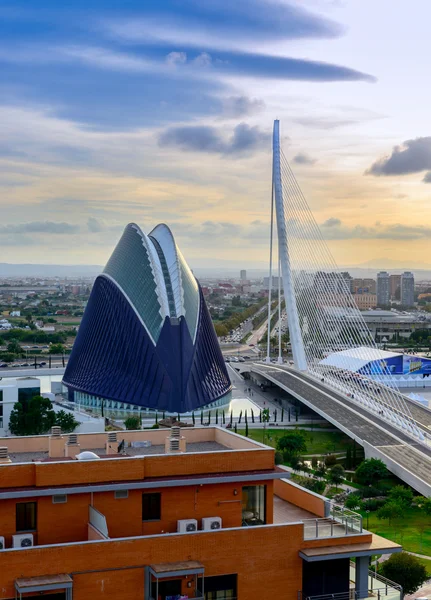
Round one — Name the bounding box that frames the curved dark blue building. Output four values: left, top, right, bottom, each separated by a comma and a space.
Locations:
63, 223, 231, 413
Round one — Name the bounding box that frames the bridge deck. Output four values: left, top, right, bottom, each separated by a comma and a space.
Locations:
251, 364, 431, 494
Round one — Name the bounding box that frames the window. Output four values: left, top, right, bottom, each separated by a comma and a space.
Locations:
242, 485, 266, 526
18, 387, 40, 410
16, 502, 37, 531
52, 494, 67, 504
142, 493, 161, 521
114, 490, 129, 499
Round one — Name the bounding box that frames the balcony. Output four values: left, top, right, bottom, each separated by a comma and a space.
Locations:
273, 496, 363, 539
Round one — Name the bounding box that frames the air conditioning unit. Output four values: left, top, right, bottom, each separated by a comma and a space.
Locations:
177, 519, 198, 533
12, 533, 34, 548
202, 517, 222, 531
0, 536, 5, 550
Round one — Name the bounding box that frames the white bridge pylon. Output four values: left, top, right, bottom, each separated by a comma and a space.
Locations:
266, 119, 427, 445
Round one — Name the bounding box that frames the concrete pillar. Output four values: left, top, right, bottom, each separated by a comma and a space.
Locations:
106, 432, 118, 455
355, 556, 369, 600
49, 426, 65, 458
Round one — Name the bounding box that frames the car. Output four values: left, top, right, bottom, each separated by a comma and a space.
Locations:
20, 363, 30, 367
32, 345, 39, 348
12, 363, 21, 368
249, 343, 255, 347
39, 361, 47, 366
0, 363, 8, 368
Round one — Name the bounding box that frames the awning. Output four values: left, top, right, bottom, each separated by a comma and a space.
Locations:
300, 537, 401, 562
15, 573, 72, 593
149, 561, 204, 579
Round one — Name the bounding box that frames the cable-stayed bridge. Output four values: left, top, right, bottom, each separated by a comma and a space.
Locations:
241, 120, 431, 496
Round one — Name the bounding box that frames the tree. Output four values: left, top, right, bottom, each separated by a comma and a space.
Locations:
124, 416, 140, 430
379, 552, 428, 596
245, 418, 249, 437
50, 343, 66, 354
7, 339, 23, 355
262, 408, 270, 444
54, 410, 79, 433
388, 485, 413, 508
9, 395, 56, 436
355, 458, 388, 486
377, 500, 404, 525
327, 464, 345, 491
324, 454, 337, 467
276, 431, 307, 461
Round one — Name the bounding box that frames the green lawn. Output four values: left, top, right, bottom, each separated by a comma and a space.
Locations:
238, 428, 359, 456
361, 507, 431, 557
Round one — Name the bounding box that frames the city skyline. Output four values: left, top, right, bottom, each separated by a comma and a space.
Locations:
1, 1, 431, 267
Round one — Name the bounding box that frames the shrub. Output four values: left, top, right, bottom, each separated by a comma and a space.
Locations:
345, 494, 363, 510
124, 416, 141, 430
324, 454, 337, 467
362, 498, 386, 512
151, 423, 160, 429
274, 451, 284, 465
355, 458, 388, 486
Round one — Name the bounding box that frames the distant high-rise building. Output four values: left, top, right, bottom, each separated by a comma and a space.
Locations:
377, 272, 390, 306
389, 274, 401, 300
240, 270, 247, 280
263, 276, 282, 290
401, 271, 415, 306
352, 278, 376, 295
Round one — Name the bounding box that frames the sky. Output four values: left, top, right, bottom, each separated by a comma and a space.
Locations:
1, 0, 431, 270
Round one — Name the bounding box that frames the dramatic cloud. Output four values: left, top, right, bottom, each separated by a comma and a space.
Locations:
106, 0, 343, 50
0, 221, 80, 235
367, 137, 431, 180
293, 153, 317, 165
158, 123, 271, 156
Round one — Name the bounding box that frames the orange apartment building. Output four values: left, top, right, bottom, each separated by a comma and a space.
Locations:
0, 426, 401, 600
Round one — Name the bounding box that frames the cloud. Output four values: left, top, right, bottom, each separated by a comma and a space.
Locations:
105, 1, 343, 51
294, 116, 358, 129
366, 137, 431, 178
158, 123, 271, 156
193, 52, 212, 67
165, 51, 187, 66
319, 218, 431, 240
221, 96, 265, 119
87, 217, 106, 233
322, 217, 341, 227
293, 153, 317, 165
0, 221, 80, 234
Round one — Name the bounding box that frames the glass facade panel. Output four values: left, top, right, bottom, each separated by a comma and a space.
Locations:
18, 387, 40, 410
104, 225, 164, 341
242, 485, 266, 526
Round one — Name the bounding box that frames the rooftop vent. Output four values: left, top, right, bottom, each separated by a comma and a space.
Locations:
67, 433, 78, 445
107, 432, 117, 443
171, 426, 181, 438
0, 447, 8, 459
169, 438, 180, 452
51, 426, 62, 437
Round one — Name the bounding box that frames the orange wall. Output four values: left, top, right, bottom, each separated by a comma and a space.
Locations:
274, 478, 326, 518
0, 481, 274, 546
0, 523, 305, 600
0, 448, 274, 490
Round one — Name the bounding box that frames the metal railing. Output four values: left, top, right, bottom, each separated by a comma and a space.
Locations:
301, 505, 362, 539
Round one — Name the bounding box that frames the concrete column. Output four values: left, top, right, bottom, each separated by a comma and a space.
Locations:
355, 556, 369, 600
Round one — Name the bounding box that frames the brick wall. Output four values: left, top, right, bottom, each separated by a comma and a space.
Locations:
274, 478, 326, 517
0, 523, 305, 600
